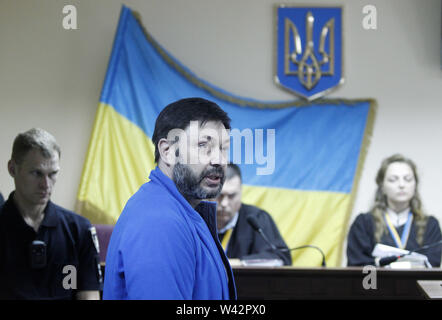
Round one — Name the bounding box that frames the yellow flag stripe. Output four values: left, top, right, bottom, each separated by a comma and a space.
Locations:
76, 103, 352, 267
242, 185, 350, 267
76, 103, 156, 224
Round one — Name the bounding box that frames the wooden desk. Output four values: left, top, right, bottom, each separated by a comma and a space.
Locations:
417, 280, 442, 300
232, 266, 442, 300
99, 264, 442, 299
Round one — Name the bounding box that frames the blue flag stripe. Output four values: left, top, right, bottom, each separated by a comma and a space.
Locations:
99, 6, 371, 193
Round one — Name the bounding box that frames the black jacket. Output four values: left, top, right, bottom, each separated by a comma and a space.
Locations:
347, 212, 442, 267
221, 203, 292, 265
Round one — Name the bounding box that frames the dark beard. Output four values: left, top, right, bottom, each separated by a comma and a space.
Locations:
172, 163, 225, 201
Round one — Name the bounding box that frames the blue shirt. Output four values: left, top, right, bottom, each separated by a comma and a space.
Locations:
103, 167, 236, 299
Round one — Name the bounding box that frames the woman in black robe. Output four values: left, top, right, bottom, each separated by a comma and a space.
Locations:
347, 154, 442, 267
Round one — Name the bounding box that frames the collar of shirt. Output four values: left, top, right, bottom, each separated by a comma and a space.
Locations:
149, 167, 219, 234
218, 212, 239, 234
386, 207, 410, 227
2, 191, 58, 231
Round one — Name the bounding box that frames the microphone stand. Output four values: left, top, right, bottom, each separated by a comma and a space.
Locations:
401, 239, 442, 257
246, 216, 327, 267
279, 245, 327, 267
378, 239, 442, 267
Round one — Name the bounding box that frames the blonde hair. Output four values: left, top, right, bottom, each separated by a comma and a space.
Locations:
11, 128, 61, 164
371, 154, 428, 245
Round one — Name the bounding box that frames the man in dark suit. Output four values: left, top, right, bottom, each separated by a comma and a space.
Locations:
216, 164, 291, 265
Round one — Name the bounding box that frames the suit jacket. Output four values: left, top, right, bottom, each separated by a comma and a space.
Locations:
221, 203, 292, 265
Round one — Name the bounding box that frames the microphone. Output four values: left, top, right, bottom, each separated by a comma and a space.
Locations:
377, 239, 442, 267
246, 216, 277, 251
246, 215, 326, 267
378, 255, 401, 267
408, 239, 442, 254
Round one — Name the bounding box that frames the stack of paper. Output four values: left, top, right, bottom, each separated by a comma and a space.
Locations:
241, 259, 284, 267
372, 243, 432, 268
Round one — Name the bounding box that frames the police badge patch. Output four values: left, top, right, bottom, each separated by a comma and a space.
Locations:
275, 6, 343, 100
89, 226, 100, 254
89, 226, 103, 283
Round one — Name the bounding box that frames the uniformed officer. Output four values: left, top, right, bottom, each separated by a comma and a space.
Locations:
0, 128, 102, 299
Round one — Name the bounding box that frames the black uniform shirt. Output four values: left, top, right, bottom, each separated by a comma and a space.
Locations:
0, 192, 102, 299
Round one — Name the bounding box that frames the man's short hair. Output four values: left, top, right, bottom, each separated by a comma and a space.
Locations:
11, 128, 61, 164
152, 97, 231, 163
226, 163, 242, 182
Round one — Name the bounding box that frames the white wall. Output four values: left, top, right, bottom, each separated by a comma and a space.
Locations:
1, 0, 441, 266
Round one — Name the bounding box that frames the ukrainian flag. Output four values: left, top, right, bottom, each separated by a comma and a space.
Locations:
76, 6, 375, 267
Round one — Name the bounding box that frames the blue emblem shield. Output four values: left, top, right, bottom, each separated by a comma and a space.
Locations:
275, 6, 343, 100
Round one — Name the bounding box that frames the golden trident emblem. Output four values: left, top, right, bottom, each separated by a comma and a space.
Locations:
284, 11, 335, 90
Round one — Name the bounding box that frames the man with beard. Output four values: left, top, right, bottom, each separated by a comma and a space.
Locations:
103, 98, 236, 300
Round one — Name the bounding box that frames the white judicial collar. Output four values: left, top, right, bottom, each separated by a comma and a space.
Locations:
386, 207, 411, 227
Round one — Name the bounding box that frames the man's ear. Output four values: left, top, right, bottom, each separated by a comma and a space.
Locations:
8, 160, 16, 178
158, 138, 176, 166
